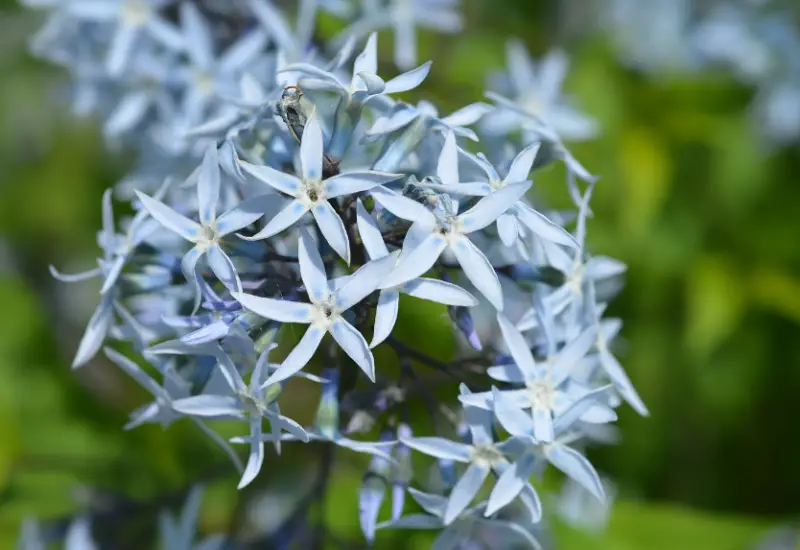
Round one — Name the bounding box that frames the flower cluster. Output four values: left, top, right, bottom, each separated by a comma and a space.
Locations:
24, 0, 647, 547
599, 0, 800, 144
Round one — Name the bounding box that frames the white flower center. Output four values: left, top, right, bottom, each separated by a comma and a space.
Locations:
301, 179, 325, 206
237, 389, 265, 417
195, 70, 215, 94
195, 222, 220, 250
470, 444, 504, 468
310, 299, 339, 328
525, 379, 557, 411
121, 0, 150, 27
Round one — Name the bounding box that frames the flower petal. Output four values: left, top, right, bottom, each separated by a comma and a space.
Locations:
546, 444, 605, 503
383, 61, 432, 94
371, 187, 437, 227
451, 237, 503, 310
325, 171, 399, 198
240, 160, 301, 197
197, 144, 220, 225
241, 199, 307, 241
301, 109, 324, 181
172, 395, 243, 418
232, 292, 314, 323
298, 229, 330, 302
515, 203, 577, 248
401, 437, 471, 462
370, 289, 399, 348
381, 232, 446, 288
135, 190, 201, 242
312, 201, 350, 264
496, 312, 537, 379
436, 131, 459, 186
486, 452, 537, 516
207, 244, 241, 293
443, 463, 489, 524
331, 318, 375, 381
458, 180, 532, 234
356, 199, 390, 259
261, 324, 326, 387
402, 278, 477, 307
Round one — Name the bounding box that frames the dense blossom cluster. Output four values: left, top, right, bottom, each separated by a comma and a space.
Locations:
601, 0, 800, 144
21, 0, 648, 548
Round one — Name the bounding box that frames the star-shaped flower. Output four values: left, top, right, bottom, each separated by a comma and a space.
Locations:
355, 198, 478, 347
373, 140, 532, 310
233, 230, 397, 385
135, 145, 272, 313
238, 110, 401, 263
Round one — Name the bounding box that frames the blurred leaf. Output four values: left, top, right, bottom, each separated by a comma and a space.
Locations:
618, 126, 671, 240
749, 266, 800, 325
684, 256, 745, 359
558, 500, 773, 550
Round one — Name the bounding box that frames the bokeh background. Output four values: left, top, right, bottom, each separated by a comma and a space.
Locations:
1, 0, 799, 548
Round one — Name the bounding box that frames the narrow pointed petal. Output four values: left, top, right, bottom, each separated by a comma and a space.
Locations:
436, 131, 459, 186
486, 453, 537, 516
135, 190, 201, 241
370, 290, 400, 348
442, 102, 493, 127
331, 318, 375, 381
401, 437, 471, 462
371, 187, 437, 227
215, 194, 275, 236
325, 171, 400, 198
219, 29, 268, 73
487, 364, 526, 384
381, 232, 446, 288
207, 244, 241, 293
451, 237, 503, 310
197, 144, 220, 224
458, 180, 532, 234
546, 444, 605, 502
233, 292, 313, 323
106, 24, 138, 77
383, 61, 431, 94
72, 293, 114, 368
533, 408, 554, 443
172, 395, 243, 418
550, 326, 598, 386
585, 256, 627, 280
356, 199, 389, 259
181, 247, 204, 315
493, 388, 534, 438
402, 278, 477, 307
600, 348, 649, 416
301, 109, 324, 181
496, 313, 537, 379
497, 212, 518, 247
238, 421, 265, 489
506, 143, 540, 183
49, 265, 101, 283
239, 161, 301, 197
180, 2, 213, 69
241, 200, 307, 241
515, 203, 578, 248
336, 253, 397, 311
312, 201, 350, 264
298, 229, 330, 302
99, 256, 126, 295
352, 32, 378, 82
443, 463, 489, 524
262, 325, 325, 387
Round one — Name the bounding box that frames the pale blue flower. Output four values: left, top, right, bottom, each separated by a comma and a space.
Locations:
356, 198, 478, 347
234, 230, 397, 384
158, 486, 225, 550
238, 110, 402, 263
374, 157, 531, 310
136, 145, 273, 312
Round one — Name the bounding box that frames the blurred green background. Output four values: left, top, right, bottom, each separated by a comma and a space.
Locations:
1, 0, 800, 548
